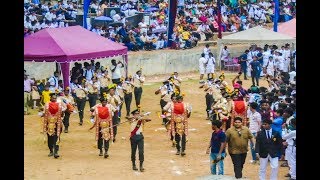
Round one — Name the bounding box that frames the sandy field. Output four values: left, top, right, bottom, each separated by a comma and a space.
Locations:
24, 72, 289, 180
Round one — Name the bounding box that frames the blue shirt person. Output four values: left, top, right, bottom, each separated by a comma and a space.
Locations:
250, 56, 262, 86
239, 50, 249, 79
206, 120, 226, 175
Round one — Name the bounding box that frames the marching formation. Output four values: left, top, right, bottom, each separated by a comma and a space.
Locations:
35, 42, 296, 178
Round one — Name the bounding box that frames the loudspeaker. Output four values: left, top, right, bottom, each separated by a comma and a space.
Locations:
76, 15, 83, 26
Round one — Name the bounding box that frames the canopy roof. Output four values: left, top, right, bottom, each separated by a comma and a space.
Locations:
277, 18, 296, 38
218, 26, 296, 44
24, 25, 127, 62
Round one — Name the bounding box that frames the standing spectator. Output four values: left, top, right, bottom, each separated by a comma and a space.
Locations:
24, 74, 34, 115
247, 102, 262, 164
83, 64, 95, 81
206, 120, 226, 175
206, 52, 216, 79
48, 71, 60, 93
220, 46, 230, 70
255, 119, 283, 180
110, 59, 124, 84
225, 117, 255, 179
249, 56, 262, 86
199, 53, 207, 82
282, 118, 296, 180
239, 50, 249, 80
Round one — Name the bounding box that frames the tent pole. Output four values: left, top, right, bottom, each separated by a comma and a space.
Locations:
123, 54, 128, 78
60, 62, 71, 89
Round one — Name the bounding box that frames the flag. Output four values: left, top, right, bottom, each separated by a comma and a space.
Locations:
83, 0, 92, 29
273, 0, 279, 32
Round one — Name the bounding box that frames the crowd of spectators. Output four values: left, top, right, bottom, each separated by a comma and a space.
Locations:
24, 0, 296, 52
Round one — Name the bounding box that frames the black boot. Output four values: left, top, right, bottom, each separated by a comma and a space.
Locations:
54, 151, 60, 158
176, 150, 180, 155
104, 152, 109, 158
139, 161, 145, 172
64, 127, 68, 133
181, 151, 186, 156
132, 161, 138, 171
48, 150, 53, 157
99, 149, 103, 156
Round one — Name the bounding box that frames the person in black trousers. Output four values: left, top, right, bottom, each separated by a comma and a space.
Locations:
249, 56, 262, 86
123, 77, 134, 117
226, 117, 255, 179
127, 109, 151, 172
61, 88, 75, 133
75, 80, 87, 126
133, 70, 145, 108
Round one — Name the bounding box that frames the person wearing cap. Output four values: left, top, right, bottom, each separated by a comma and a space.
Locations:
127, 109, 151, 172
110, 59, 124, 84
255, 119, 282, 180
89, 97, 117, 158
225, 117, 254, 179
86, 76, 99, 109
133, 70, 145, 108
106, 84, 122, 142
155, 79, 174, 125
60, 88, 75, 133
24, 73, 35, 115
99, 71, 112, 97
74, 78, 88, 126
43, 93, 66, 158
206, 120, 227, 175
169, 95, 192, 156
122, 76, 134, 117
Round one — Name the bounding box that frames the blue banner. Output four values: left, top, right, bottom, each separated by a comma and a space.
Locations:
273, 0, 279, 32
83, 0, 91, 29
167, 0, 177, 47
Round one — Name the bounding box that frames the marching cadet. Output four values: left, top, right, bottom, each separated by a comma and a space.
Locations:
163, 94, 178, 147
106, 84, 122, 142
122, 76, 134, 117
126, 109, 151, 172
155, 80, 174, 125
60, 88, 75, 133
133, 70, 145, 108
169, 95, 192, 156
43, 93, 66, 158
89, 97, 117, 158
199, 78, 215, 120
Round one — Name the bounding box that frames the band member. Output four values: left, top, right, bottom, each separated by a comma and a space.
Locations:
163, 94, 178, 147
127, 109, 151, 172
86, 76, 99, 108
89, 97, 116, 158
75, 79, 88, 125
170, 95, 192, 156
133, 70, 145, 108
155, 80, 174, 125
99, 71, 112, 97
122, 76, 134, 117
231, 93, 247, 127
43, 93, 65, 158
199, 78, 214, 120
106, 84, 122, 142
60, 88, 75, 133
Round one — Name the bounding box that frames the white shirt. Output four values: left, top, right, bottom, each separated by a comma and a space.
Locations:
83, 68, 94, 81
282, 130, 296, 146
111, 63, 123, 79
112, 14, 121, 22
289, 71, 296, 82
265, 129, 272, 139
248, 110, 262, 133
199, 57, 207, 70
48, 76, 59, 93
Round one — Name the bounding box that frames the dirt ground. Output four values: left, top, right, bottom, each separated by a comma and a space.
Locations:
24, 72, 289, 180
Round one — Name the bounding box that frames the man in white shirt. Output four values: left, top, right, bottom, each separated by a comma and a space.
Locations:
110, 59, 124, 84
48, 71, 60, 93
199, 53, 207, 82
248, 102, 261, 164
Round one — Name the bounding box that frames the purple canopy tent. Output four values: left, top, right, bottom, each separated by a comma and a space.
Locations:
24, 26, 128, 88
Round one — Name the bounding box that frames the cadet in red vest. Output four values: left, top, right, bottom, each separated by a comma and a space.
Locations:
231, 93, 247, 127
89, 97, 116, 158
169, 95, 192, 156
43, 93, 64, 158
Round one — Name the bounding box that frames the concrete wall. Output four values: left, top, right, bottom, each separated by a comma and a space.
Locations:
24, 45, 248, 80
